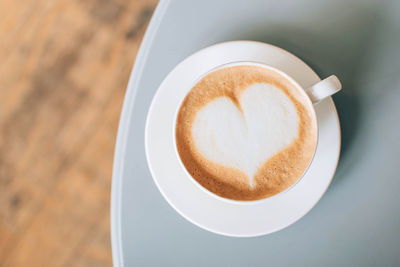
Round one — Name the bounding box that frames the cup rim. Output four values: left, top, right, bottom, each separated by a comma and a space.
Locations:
172, 61, 319, 205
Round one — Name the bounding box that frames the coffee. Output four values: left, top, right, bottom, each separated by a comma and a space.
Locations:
175, 65, 317, 201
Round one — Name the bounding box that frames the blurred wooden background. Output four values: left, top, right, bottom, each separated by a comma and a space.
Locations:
0, 0, 158, 265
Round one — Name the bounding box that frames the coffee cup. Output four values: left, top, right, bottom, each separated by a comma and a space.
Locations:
173, 61, 341, 203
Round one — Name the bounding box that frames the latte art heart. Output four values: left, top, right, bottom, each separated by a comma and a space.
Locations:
192, 83, 299, 187
175, 65, 317, 201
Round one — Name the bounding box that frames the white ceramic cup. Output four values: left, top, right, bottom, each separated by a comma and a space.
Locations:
172, 61, 342, 204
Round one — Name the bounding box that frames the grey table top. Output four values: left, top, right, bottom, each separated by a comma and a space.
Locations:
111, 0, 400, 266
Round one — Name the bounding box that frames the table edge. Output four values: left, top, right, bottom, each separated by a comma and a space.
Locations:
110, 1, 170, 266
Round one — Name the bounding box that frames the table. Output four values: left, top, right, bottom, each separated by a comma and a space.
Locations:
111, 0, 400, 265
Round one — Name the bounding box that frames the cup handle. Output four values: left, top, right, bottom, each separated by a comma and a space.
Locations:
305, 75, 342, 104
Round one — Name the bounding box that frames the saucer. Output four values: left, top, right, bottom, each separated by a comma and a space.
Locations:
145, 41, 340, 237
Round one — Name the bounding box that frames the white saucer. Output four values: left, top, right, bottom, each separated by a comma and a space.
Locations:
145, 41, 341, 237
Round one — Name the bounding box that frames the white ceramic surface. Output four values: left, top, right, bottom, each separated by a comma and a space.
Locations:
145, 41, 341, 237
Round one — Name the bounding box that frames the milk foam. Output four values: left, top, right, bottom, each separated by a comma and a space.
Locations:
192, 83, 299, 187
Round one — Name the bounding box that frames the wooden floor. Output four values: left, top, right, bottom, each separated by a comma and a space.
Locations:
0, 0, 157, 265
